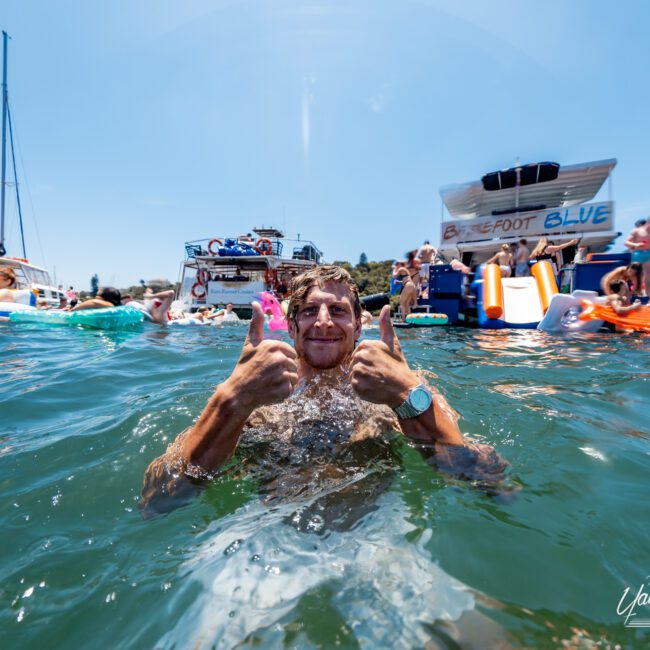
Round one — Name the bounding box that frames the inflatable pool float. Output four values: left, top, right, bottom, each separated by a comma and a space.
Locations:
168, 317, 209, 326
0, 301, 36, 320
211, 311, 242, 326
403, 313, 449, 327
209, 238, 261, 257
259, 291, 287, 331
537, 291, 604, 333
9, 306, 145, 330
579, 299, 650, 333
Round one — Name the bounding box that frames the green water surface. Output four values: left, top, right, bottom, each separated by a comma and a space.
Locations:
1, 323, 649, 649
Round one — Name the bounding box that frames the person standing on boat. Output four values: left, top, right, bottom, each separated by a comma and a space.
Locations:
486, 244, 513, 277
139, 265, 507, 517
399, 254, 419, 319
528, 237, 579, 275
624, 218, 650, 295
513, 239, 530, 276
417, 240, 437, 285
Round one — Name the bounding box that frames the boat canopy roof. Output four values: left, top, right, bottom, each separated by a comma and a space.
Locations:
440, 158, 617, 220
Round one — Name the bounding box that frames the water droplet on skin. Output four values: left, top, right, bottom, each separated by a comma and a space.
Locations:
264, 565, 281, 575
250, 554, 261, 563
224, 539, 243, 555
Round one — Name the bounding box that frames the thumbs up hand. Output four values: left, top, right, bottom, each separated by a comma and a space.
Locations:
349, 305, 420, 408
224, 302, 299, 411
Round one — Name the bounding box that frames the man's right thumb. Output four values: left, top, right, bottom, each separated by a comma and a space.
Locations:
246, 302, 265, 345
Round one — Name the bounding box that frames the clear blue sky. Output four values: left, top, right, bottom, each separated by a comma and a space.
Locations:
1, 0, 649, 290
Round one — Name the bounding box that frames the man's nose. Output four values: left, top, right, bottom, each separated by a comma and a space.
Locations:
314, 303, 332, 326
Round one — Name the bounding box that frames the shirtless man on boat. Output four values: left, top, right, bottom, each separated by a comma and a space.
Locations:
140, 265, 504, 516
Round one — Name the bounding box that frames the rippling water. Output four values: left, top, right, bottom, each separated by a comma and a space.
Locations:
1, 321, 649, 649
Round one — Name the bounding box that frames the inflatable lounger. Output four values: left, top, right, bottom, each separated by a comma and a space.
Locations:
0, 302, 36, 320
168, 317, 209, 326
579, 300, 650, 333
212, 312, 243, 326
10, 306, 145, 330
537, 291, 604, 333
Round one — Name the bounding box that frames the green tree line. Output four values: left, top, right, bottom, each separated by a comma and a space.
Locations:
333, 254, 393, 296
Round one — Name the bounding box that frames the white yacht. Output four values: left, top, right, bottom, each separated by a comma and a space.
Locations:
175, 227, 322, 314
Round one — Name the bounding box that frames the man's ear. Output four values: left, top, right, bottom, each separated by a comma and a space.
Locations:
354, 315, 362, 341
287, 317, 297, 341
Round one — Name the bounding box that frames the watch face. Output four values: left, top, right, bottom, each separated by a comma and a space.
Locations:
410, 386, 432, 412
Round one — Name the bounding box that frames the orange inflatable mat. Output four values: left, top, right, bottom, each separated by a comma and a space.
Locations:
579, 299, 650, 333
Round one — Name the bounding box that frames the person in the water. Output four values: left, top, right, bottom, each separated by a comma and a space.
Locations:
140, 265, 505, 516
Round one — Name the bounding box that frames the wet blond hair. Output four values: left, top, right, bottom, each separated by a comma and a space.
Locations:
287, 265, 362, 325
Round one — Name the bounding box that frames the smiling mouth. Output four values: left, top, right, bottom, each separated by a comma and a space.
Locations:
307, 337, 342, 343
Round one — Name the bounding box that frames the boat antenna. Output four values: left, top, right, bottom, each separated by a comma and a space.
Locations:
0, 31, 9, 257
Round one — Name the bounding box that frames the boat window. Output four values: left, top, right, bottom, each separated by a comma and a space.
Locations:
22, 267, 52, 285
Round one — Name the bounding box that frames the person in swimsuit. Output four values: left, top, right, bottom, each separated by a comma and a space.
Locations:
396, 263, 418, 320
528, 237, 579, 274
514, 239, 530, 276
71, 287, 122, 310
417, 240, 437, 284
600, 264, 643, 297
604, 280, 642, 317
624, 218, 650, 295
486, 244, 513, 277
122, 288, 175, 324
0, 267, 19, 302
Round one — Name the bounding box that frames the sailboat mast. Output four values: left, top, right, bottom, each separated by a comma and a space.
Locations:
0, 31, 8, 257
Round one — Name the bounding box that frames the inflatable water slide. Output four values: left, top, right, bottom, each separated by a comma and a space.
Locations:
473, 261, 559, 329
473, 261, 606, 332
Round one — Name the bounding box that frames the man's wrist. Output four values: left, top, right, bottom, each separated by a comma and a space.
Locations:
220, 375, 258, 414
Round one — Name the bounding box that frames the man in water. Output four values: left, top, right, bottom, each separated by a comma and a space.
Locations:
140, 265, 503, 516
624, 218, 650, 295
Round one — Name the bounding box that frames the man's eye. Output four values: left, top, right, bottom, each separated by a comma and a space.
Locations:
302, 307, 318, 316
331, 306, 346, 314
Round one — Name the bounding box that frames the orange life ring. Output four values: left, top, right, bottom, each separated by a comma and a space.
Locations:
256, 238, 273, 255
207, 239, 223, 256
196, 269, 210, 285
7, 257, 29, 263
191, 282, 207, 299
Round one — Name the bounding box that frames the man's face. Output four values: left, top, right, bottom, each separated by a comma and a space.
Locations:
288, 282, 362, 370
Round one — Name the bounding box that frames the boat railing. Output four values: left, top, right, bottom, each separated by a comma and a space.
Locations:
184, 237, 323, 263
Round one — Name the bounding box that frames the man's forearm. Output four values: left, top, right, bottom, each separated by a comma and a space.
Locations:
180, 382, 253, 471
398, 390, 465, 446
139, 381, 253, 517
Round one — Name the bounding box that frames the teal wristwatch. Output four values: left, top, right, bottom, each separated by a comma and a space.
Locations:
392, 383, 433, 419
